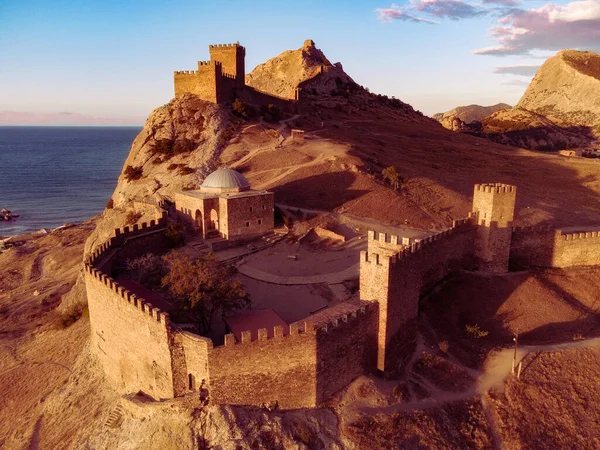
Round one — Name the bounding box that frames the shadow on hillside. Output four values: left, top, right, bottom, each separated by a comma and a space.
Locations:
420, 268, 600, 369
271, 171, 369, 210
472, 124, 597, 152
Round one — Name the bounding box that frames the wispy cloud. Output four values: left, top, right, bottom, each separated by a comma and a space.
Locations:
474, 0, 600, 56
376, 4, 438, 23
376, 0, 487, 23
502, 79, 531, 86
493, 64, 540, 76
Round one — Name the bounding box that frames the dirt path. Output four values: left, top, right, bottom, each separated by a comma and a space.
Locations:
344, 335, 600, 419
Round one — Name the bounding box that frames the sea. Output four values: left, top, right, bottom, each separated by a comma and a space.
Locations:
0, 126, 141, 237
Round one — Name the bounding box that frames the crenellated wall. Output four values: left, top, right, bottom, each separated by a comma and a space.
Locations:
552, 230, 600, 268
360, 219, 477, 372
85, 214, 380, 408
510, 226, 600, 269
84, 264, 177, 400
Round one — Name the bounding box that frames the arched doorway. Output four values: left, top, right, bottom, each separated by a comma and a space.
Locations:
209, 209, 219, 231
195, 209, 203, 234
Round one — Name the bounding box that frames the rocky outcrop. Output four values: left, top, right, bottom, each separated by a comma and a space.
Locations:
433, 103, 510, 125
245, 40, 335, 99
477, 107, 594, 151
0, 208, 19, 221
84, 94, 233, 255
517, 50, 600, 130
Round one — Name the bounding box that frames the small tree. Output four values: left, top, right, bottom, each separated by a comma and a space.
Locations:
382, 165, 406, 191
162, 253, 250, 333
232, 99, 255, 119
127, 253, 166, 289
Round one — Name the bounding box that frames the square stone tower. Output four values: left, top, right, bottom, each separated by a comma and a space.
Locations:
472, 183, 517, 273
209, 43, 245, 87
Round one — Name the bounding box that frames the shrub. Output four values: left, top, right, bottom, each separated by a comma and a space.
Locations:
163, 222, 185, 248
151, 139, 196, 159
465, 324, 489, 339
60, 303, 86, 328
438, 340, 449, 353
126, 211, 142, 224
178, 166, 195, 176
382, 166, 406, 191
232, 99, 255, 119
105, 198, 114, 209
124, 165, 143, 181
127, 254, 166, 288
260, 104, 281, 123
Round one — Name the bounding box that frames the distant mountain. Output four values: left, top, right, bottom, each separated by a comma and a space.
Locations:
433, 103, 511, 124
438, 50, 600, 151
0, 111, 144, 126
517, 50, 600, 130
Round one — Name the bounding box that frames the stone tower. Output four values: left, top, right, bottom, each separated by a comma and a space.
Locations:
472, 183, 517, 273
209, 42, 245, 87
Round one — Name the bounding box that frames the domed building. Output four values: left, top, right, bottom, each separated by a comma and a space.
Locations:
174, 168, 274, 241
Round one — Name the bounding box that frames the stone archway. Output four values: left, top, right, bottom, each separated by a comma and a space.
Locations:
209, 209, 219, 232
195, 209, 203, 234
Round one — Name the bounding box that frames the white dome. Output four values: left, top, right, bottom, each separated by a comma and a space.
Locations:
200, 168, 250, 192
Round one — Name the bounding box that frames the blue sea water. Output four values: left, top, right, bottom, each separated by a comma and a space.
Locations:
0, 126, 140, 237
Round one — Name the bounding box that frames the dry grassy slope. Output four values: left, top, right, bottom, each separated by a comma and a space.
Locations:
433, 103, 511, 123
222, 100, 600, 231
517, 50, 600, 128
486, 346, 600, 449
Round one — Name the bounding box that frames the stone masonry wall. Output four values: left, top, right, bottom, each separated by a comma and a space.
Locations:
85, 266, 175, 400
222, 192, 274, 240
552, 231, 600, 268
315, 303, 379, 402
208, 321, 318, 409
360, 219, 477, 372
472, 184, 517, 273
174, 62, 220, 102
509, 225, 556, 269
509, 226, 600, 269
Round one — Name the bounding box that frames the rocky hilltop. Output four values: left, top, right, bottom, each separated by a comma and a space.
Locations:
438, 50, 600, 150
245, 39, 334, 99
517, 50, 600, 129
433, 103, 510, 127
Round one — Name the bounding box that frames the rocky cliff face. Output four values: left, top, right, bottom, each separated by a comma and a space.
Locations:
84, 94, 232, 254
439, 50, 600, 150
245, 40, 334, 99
517, 50, 600, 129
433, 103, 510, 125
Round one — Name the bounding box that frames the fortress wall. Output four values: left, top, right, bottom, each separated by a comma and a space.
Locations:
84, 266, 175, 400
223, 192, 274, 240
240, 86, 297, 113
174, 63, 220, 102
208, 322, 318, 409
174, 331, 213, 391
552, 231, 600, 268
361, 221, 476, 371
315, 303, 379, 403
509, 225, 556, 269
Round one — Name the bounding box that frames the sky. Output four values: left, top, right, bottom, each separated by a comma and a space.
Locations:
0, 0, 599, 124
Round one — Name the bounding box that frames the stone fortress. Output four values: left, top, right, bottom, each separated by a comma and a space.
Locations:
174, 42, 303, 111
84, 170, 600, 409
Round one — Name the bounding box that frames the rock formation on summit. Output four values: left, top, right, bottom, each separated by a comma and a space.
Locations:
245, 40, 336, 99
517, 50, 600, 130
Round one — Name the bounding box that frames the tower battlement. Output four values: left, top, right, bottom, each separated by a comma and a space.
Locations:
474, 183, 516, 194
